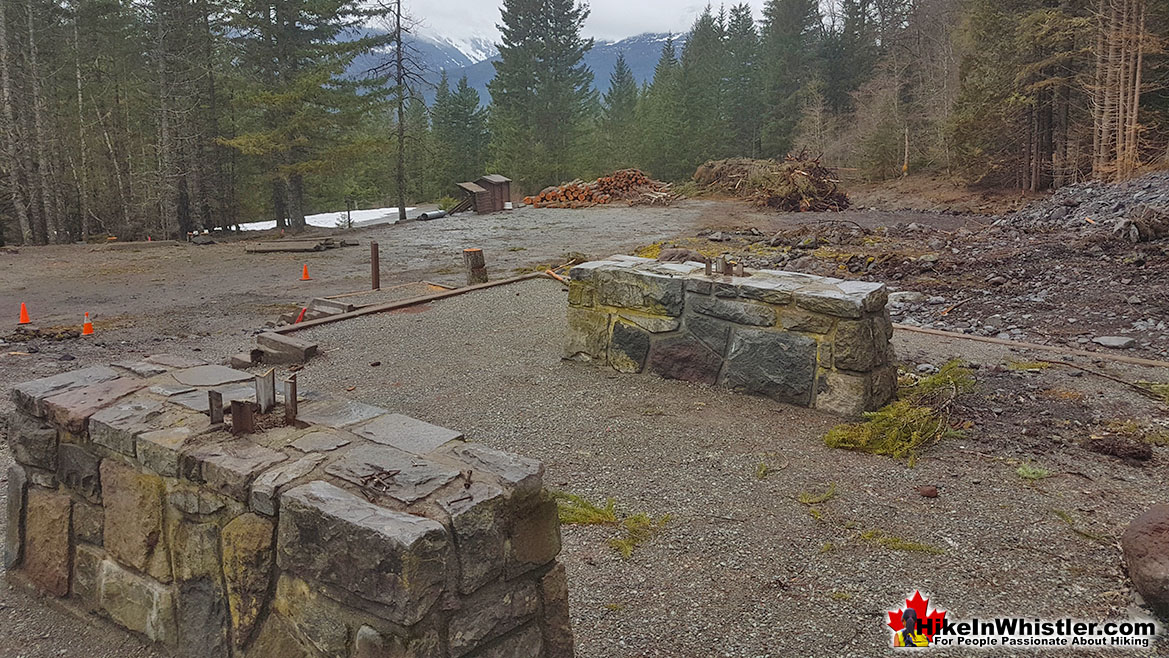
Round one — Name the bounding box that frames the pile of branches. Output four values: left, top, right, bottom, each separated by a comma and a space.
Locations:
524, 169, 676, 209
693, 152, 849, 212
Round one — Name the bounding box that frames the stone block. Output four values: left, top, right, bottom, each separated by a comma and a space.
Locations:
647, 335, 723, 386
250, 454, 326, 516
834, 319, 881, 371
90, 397, 165, 456
608, 320, 650, 374
256, 333, 318, 362
540, 563, 574, 658
595, 268, 685, 317
793, 287, 864, 319
73, 542, 104, 607
167, 483, 228, 516
352, 414, 464, 454
100, 459, 171, 582
566, 280, 595, 308
779, 308, 836, 334
685, 278, 713, 295
449, 579, 540, 658
439, 483, 507, 594
137, 425, 205, 477
42, 377, 144, 434
616, 312, 680, 334
181, 439, 287, 501
222, 513, 274, 647
176, 578, 229, 658
838, 280, 888, 313
296, 398, 386, 429
689, 295, 776, 327
25, 467, 57, 488
564, 307, 609, 362
111, 360, 171, 377
685, 312, 732, 355
506, 496, 561, 578
73, 499, 104, 546
5, 464, 27, 568
273, 575, 350, 658
276, 481, 450, 625
440, 443, 544, 501
23, 488, 71, 597
10, 365, 120, 417
6, 411, 57, 469
99, 558, 177, 645
722, 329, 817, 406
465, 624, 543, 658
247, 613, 311, 658
145, 354, 206, 369
171, 365, 253, 387
57, 443, 102, 503
814, 370, 873, 418
290, 429, 354, 453
567, 260, 622, 281
327, 444, 459, 504
738, 277, 800, 305
353, 625, 443, 658
170, 521, 221, 582
169, 384, 259, 414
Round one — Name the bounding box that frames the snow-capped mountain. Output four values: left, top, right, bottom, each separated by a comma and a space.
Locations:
418, 32, 498, 66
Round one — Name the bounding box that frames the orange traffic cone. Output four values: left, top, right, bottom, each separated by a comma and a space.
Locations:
18, 302, 31, 324
301, 265, 312, 281
81, 312, 94, 336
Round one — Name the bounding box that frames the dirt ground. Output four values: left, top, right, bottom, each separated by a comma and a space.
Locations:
0, 197, 1167, 656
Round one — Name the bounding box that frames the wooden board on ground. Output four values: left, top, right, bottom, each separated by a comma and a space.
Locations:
245, 237, 356, 253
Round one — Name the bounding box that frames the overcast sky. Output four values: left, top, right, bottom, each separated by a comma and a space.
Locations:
409, 1, 768, 45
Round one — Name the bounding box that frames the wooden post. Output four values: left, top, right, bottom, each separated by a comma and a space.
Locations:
370, 241, 380, 290
704, 260, 712, 276
255, 369, 276, 413
735, 261, 745, 277
208, 390, 224, 425
463, 248, 488, 285
230, 400, 256, 435
284, 374, 298, 425
716, 256, 727, 275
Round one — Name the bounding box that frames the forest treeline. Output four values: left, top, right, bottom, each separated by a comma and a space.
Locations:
1, 0, 1167, 244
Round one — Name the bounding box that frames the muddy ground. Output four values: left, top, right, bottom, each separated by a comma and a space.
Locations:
0, 196, 1167, 656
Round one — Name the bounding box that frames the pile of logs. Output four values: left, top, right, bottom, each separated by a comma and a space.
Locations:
523, 169, 676, 209
693, 152, 850, 212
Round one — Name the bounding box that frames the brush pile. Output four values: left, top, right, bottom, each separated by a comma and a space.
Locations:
693, 153, 849, 212
524, 169, 676, 208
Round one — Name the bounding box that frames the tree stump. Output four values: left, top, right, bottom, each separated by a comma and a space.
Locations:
463, 248, 488, 285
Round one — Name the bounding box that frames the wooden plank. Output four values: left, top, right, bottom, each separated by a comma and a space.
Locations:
245, 241, 328, 254
371, 241, 380, 290
230, 399, 256, 435
208, 390, 224, 425
274, 272, 551, 335
255, 369, 276, 413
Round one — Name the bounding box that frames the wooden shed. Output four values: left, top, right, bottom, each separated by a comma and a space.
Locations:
476, 174, 512, 213
456, 181, 491, 215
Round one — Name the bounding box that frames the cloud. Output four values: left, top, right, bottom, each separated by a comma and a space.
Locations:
406, 0, 766, 44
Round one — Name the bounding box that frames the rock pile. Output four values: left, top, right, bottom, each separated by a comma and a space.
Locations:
996, 170, 1169, 242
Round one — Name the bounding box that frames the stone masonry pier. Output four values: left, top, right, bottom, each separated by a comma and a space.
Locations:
5, 357, 572, 658
565, 256, 896, 416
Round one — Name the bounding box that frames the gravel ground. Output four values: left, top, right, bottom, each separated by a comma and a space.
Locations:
281, 278, 1169, 657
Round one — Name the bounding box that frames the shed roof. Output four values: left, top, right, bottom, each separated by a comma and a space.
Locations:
456, 182, 487, 194
478, 174, 511, 184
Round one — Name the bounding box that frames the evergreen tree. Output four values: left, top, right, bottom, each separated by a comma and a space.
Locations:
725, 3, 763, 157
760, 0, 823, 157
433, 74, 489, 191
488, 0, 595, 191
680, 6, 729, 169
637, 38, 686, 180
602, 53, 639, 169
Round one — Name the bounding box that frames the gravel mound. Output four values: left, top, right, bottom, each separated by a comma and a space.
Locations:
996, 171, 1169, 242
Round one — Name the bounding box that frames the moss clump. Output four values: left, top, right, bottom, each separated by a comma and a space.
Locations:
755, 462, 772, 480
1007, 360, 1053, 371
860, 529, 946, 555
825, 361, 975, 462
607, 513, 671, 560
831, 591, 854, 601
1137, 381, 1169, 405
798, 483, 837, 505
553, 492, 617, 525
1016, 462, 1052, 481
554, 491, 668, 559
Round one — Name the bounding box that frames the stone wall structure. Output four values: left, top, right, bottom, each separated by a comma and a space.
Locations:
5, 357, 572, 658
566, 256, 897, 416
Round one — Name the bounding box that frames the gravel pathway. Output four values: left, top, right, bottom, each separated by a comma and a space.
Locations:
288, 278, 1169, 657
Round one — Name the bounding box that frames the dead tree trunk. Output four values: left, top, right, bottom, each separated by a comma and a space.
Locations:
0, 0, 33, 244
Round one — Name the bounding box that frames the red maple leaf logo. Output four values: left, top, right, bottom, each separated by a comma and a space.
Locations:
887, 591, 947, 642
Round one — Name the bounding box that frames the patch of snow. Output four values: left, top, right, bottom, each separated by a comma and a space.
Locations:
237, 207, 416, 232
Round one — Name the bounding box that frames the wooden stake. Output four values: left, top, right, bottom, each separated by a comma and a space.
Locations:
704, 260, 712, 276
716, 256, 727, 275
734, 262, 744, 277
208, 390, 224, 425
463, 248, 488, 285
255, 369, 276, 413
370, 241, 380, 290
230, 400, 256, 435
284, 374, 298, 425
